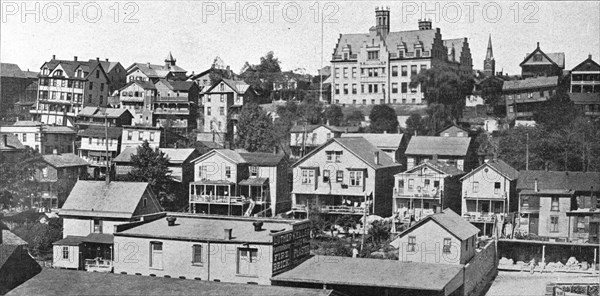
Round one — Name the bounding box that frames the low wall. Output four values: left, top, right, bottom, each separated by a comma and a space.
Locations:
464, 240, 498, 296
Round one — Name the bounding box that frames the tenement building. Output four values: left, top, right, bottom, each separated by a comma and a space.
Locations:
329, 7, 472, 106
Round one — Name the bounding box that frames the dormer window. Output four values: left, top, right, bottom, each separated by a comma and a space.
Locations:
399, 50, 404, 58
42, 68, 50, 75
367, 51, 379, 60
416, 49, 421, 57
53, 70, 63, 77
343, 53, 349, 60
77, 69, 83, 78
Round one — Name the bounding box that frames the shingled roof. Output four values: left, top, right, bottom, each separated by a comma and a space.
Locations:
395, 209, 479, 241
405, 136, 471, 156
0, 133, 25, 151
1, 63, 27, 78
239, 152, 285, 166
502, 76, 559, 91
461, 159, 518, 181
78, 107, 133, 119
517, 170, 600, 192
42, 153, 88, 168
399, 160, 464, 177
78, 126, 123, 138
341, 133, 404, 149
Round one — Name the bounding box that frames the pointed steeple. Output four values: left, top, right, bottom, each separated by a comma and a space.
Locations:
485, 34, 494, 60
165, 52, 176, 67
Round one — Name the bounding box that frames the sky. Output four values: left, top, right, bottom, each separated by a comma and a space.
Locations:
1, 1, 599, 76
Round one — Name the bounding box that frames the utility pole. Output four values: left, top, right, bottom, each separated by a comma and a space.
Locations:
105, 112, 110, 185
526, 133, 529, 171
361, 193, 367, 252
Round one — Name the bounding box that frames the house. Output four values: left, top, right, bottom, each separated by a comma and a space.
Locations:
341, 133, 408, 165
460, 159, 519, 236
31, 56, 113, 126
153, 79, 200, 130
0, 133, 26, 158
119, 125, 162, 151
516, 170, 600, 242
272, 255, 465, 296
289, 124, 346, 159
0, 229, 42, 294
114, 147, 200, 185
568, 191, 600, 244
405, 136, 474, 171
390, 209, 479, 265
570, 93, 600, 117
117, 80, 156, 125
112, 214, 310, 285
126, 52, 187, 83
7, 268, 336, 296
0, 120, 77, 154
502, 76, 559, 121
34, 152, 88, 210
189, 149, 289, 217
436, 124, 470, 137
330, 8, 472, 106
197, 79, 254, 146
91, 59, 127, 94
393, 160, 464, 224
0, 63, 38, 120
189, 57, 236, 88
291, 137, 402, 217
77, 106, 133, 128
519, 42, 565, 78
53, 180, 163, 271
77, 126, 122, 177
569, 55, 600, 117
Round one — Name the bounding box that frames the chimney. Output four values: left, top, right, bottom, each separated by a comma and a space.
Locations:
589, 54, 593, 60
223, 228, 232, 240
253, 221, 264, 231
147, 62, 151, 68
96, 57, 100, 61
374, 151, 380, 165
52, 54, 56, 60
433, 154, 438, 161
534, 178, 539, 192
74, 56, 78, 61
167, 216, 177, 226
106, 58, 109, 62
52, 148, 58, 155
418, 19, 432, 30
536, 42, 540, 48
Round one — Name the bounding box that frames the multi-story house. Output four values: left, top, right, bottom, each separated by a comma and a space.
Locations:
77, 126, 122, 177
77, 107, 133, 129
436, 124, 469, 137
0, 133, 26, 158
519, 43, 565, 78
113, 214, 310, 284
0, 63, 38, 120
197, 79, 253, 145
516, 170, 600, 242
405, 136, 474, 171
569, 55, 600, 117
92, 59, 127, 94
341, 133, 409, 165
392, 160, 464, 223
0, 120, 76, 154
460, 159, 519, 236
291, 137, 402, 217
289, 124, 357, 159
330, 8, 472, 106
31, 56, 112, 126
126, 52, 187, 84
189, 149, 289, 217
567, 191, 600, 244
117, 81, 156, 125
390, 209, 479, 265
153, 79, 199, 130
502, 76, 559, 121
34, 152, 88, 210
53, 180, 163, 271
119, 125, 162, 151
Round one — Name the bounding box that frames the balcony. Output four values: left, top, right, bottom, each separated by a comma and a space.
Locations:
189, 194, 251, 205
120, 96, 145, 102
292, 204, 369, 215
84, 258, 113, 273
394, 187, 441, 199
520, 205, 540, 213
153, 108, 190, 115
463, 213, 497, 223
155, 96, 189, 102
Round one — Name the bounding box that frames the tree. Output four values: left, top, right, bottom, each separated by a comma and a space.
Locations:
405, 113, 428, 136
368, 220, 390, 243
335, 215, 356, 235
345, 109, 365, 126
480, 77, 505, 116
324, 104, 344, 126
425, 103, 453, 135
0, 147, 44, 208
533, 92, 579, 132
241, 51, 283, 102
12, 219, 62, 258
299, 97, 324, 124
127, 141, 173, 194
235, 103, 277, 152
369, 105, 398, 133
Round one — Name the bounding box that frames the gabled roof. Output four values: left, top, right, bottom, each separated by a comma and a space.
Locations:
59, 181, 156, 219
119, 80, 156, 91
405, 136, 471, 156
203, 78, 250, 95
517, 170, 600, 192
443, 38, 466, 63
78, 107, 133, 119
436, 124, 469, 136
290, 124, 359, 133
40, 59, 108, 80
341, 133, 404, 149
294, 137, 397, 169
520, 46, 565, 68
42, 153, 88, 168
1, 63, 28, 78
114, 147, 197, 164
460, 159, 518, 181
502, 76, 559, 91
571, 55, 600, 72
398, 160, 464, 177
78, 126, 123, 138
334, 29, 438, 58
0, 133, 25, 151
395, 209, 479, 241
192, 149, 246, 165
239, 152, 284, 166
91, 59, 122, 73
157, 79, 195, 91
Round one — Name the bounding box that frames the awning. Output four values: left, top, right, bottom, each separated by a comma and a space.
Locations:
190, 180, 235, 186
82, 233, 114, 245
239, 178, 269, 186
53, 236, 86, 246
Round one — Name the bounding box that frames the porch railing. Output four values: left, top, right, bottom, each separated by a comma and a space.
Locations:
189, 194, 250, 204
85, 258, 113, 273
291, 204, 369, 215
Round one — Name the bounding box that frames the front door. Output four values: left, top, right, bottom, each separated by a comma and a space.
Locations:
529, 216, 539, 235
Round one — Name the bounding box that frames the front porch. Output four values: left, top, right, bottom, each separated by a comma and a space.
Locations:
188, 179, 270, 216
291, 194, 371, 217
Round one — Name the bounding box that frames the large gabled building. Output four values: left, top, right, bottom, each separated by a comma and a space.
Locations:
519, 42, 565, 78
126, 52, 187, 84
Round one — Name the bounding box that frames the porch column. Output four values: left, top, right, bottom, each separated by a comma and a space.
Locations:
476, 199, 479, 217
228, 184, 231, 216
490, 200, 492, 215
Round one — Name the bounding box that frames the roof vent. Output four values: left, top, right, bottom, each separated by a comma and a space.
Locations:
224, 228, 232, 240
167, 216, 176, 226
253, 221, 264, 231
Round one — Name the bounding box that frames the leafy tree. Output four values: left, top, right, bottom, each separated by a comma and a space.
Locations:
425, 103, 454, 135
127, 141, 173, 194
368, 220, 390, 243
345, 109, 365, 126
0, 147, 44, 208
480, 77, 505, 116
533, 92, 579, 132
335, 215, 357, 234
405, 113, 428, 136
299, 97, 324, 124
324, 104, 344, 126
369, 105, 398, 133
241, 51, 283, 102
12, 219, 62, 258
235, 103, 277, 152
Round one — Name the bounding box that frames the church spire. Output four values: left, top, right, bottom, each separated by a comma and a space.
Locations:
483, 34, 496, 76
486, 34, 494, 60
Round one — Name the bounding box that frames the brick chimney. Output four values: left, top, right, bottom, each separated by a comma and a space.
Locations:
74, 56, 78, 61
534, 178, 539, 192
52, 54, 56, 60
374, 151, 380, 165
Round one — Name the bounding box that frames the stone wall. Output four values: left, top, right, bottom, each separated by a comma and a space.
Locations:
464, 240, 498, 296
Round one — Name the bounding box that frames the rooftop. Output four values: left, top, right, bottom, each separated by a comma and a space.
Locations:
0, 133, 25, 151
42, 153, 88, 168
336, 137, 397, 168
461, 159, 518, 181
399, 160, 465, 176
271, 255, 464, 291
157, 79, 195, 91
78, 126, 123, 139
502, 76, 559, 91
393, 209, 479, 242
6, 268, 336, 296
116, 213, 305, 244
341, 133, 404, 149
405, 136, 471, 156
239, 152, 285, 166
114, 147, 198, 164
78, 107, 132, 119
1, 230, 28, 245
517, 170, 600, 192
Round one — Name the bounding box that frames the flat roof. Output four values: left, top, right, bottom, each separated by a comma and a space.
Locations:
271, 255, 464, 291
115, 213, 306, 244
6, 268, 337, 296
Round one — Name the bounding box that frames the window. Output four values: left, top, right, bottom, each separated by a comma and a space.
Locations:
143, 198, 147, 208
225, 166, 231, 178
93, 219, 102, 233
508, 105, 514, 113
352, 84, 357, 94
192, 245, 203, 264
443, 238, 451, 253
138, 132, 143, 141
41, 167, 48, 178
416, 49, 421, 57
22, 133, 27, 142
330, 171, 341, 183
551, 197, 559, 211
323, 170, 330, 182
343, 67, 348, 78
220, 107, 224, 115
374, 84, 378, 93
207, 107, 211, 116
349, 171, 363, 186
420, 65, 427, 72
343, 84, 348, 95
392, 66, 398, 77
411, 65, 418, 76
401, 83, 408, 93
522, 196, 529, 208
494, 182, 501, 194
89, 82, 93, 90
150, 132, 155, 141
237, 248, 258, 275
62, 246, 69, 259
367, 51, 379, 60
368, 68, 373, 77
408, 236, 416, 252
335, 84, 340, 94
220, 94, 225, 102
401, 66, 407, 76
88, 137, 92, 145
408, 179, 414, 190
96, 70, 100, 78
368, 84, 373, 93
250, 166, 258, 177
352, 67, 357, 78
533, 53, 542, 62
150, 242, 163, 269
100, 83, 104, 91
392, 83, 398, 93
198, 165, 208, 179
472, 181, 479, 193
335, 67, 340, 78
301, 170, 314, 184
550, 216, 559, 232
362, 99, 366, 105
424, 179, 430, 188
361, 84, 365, 93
